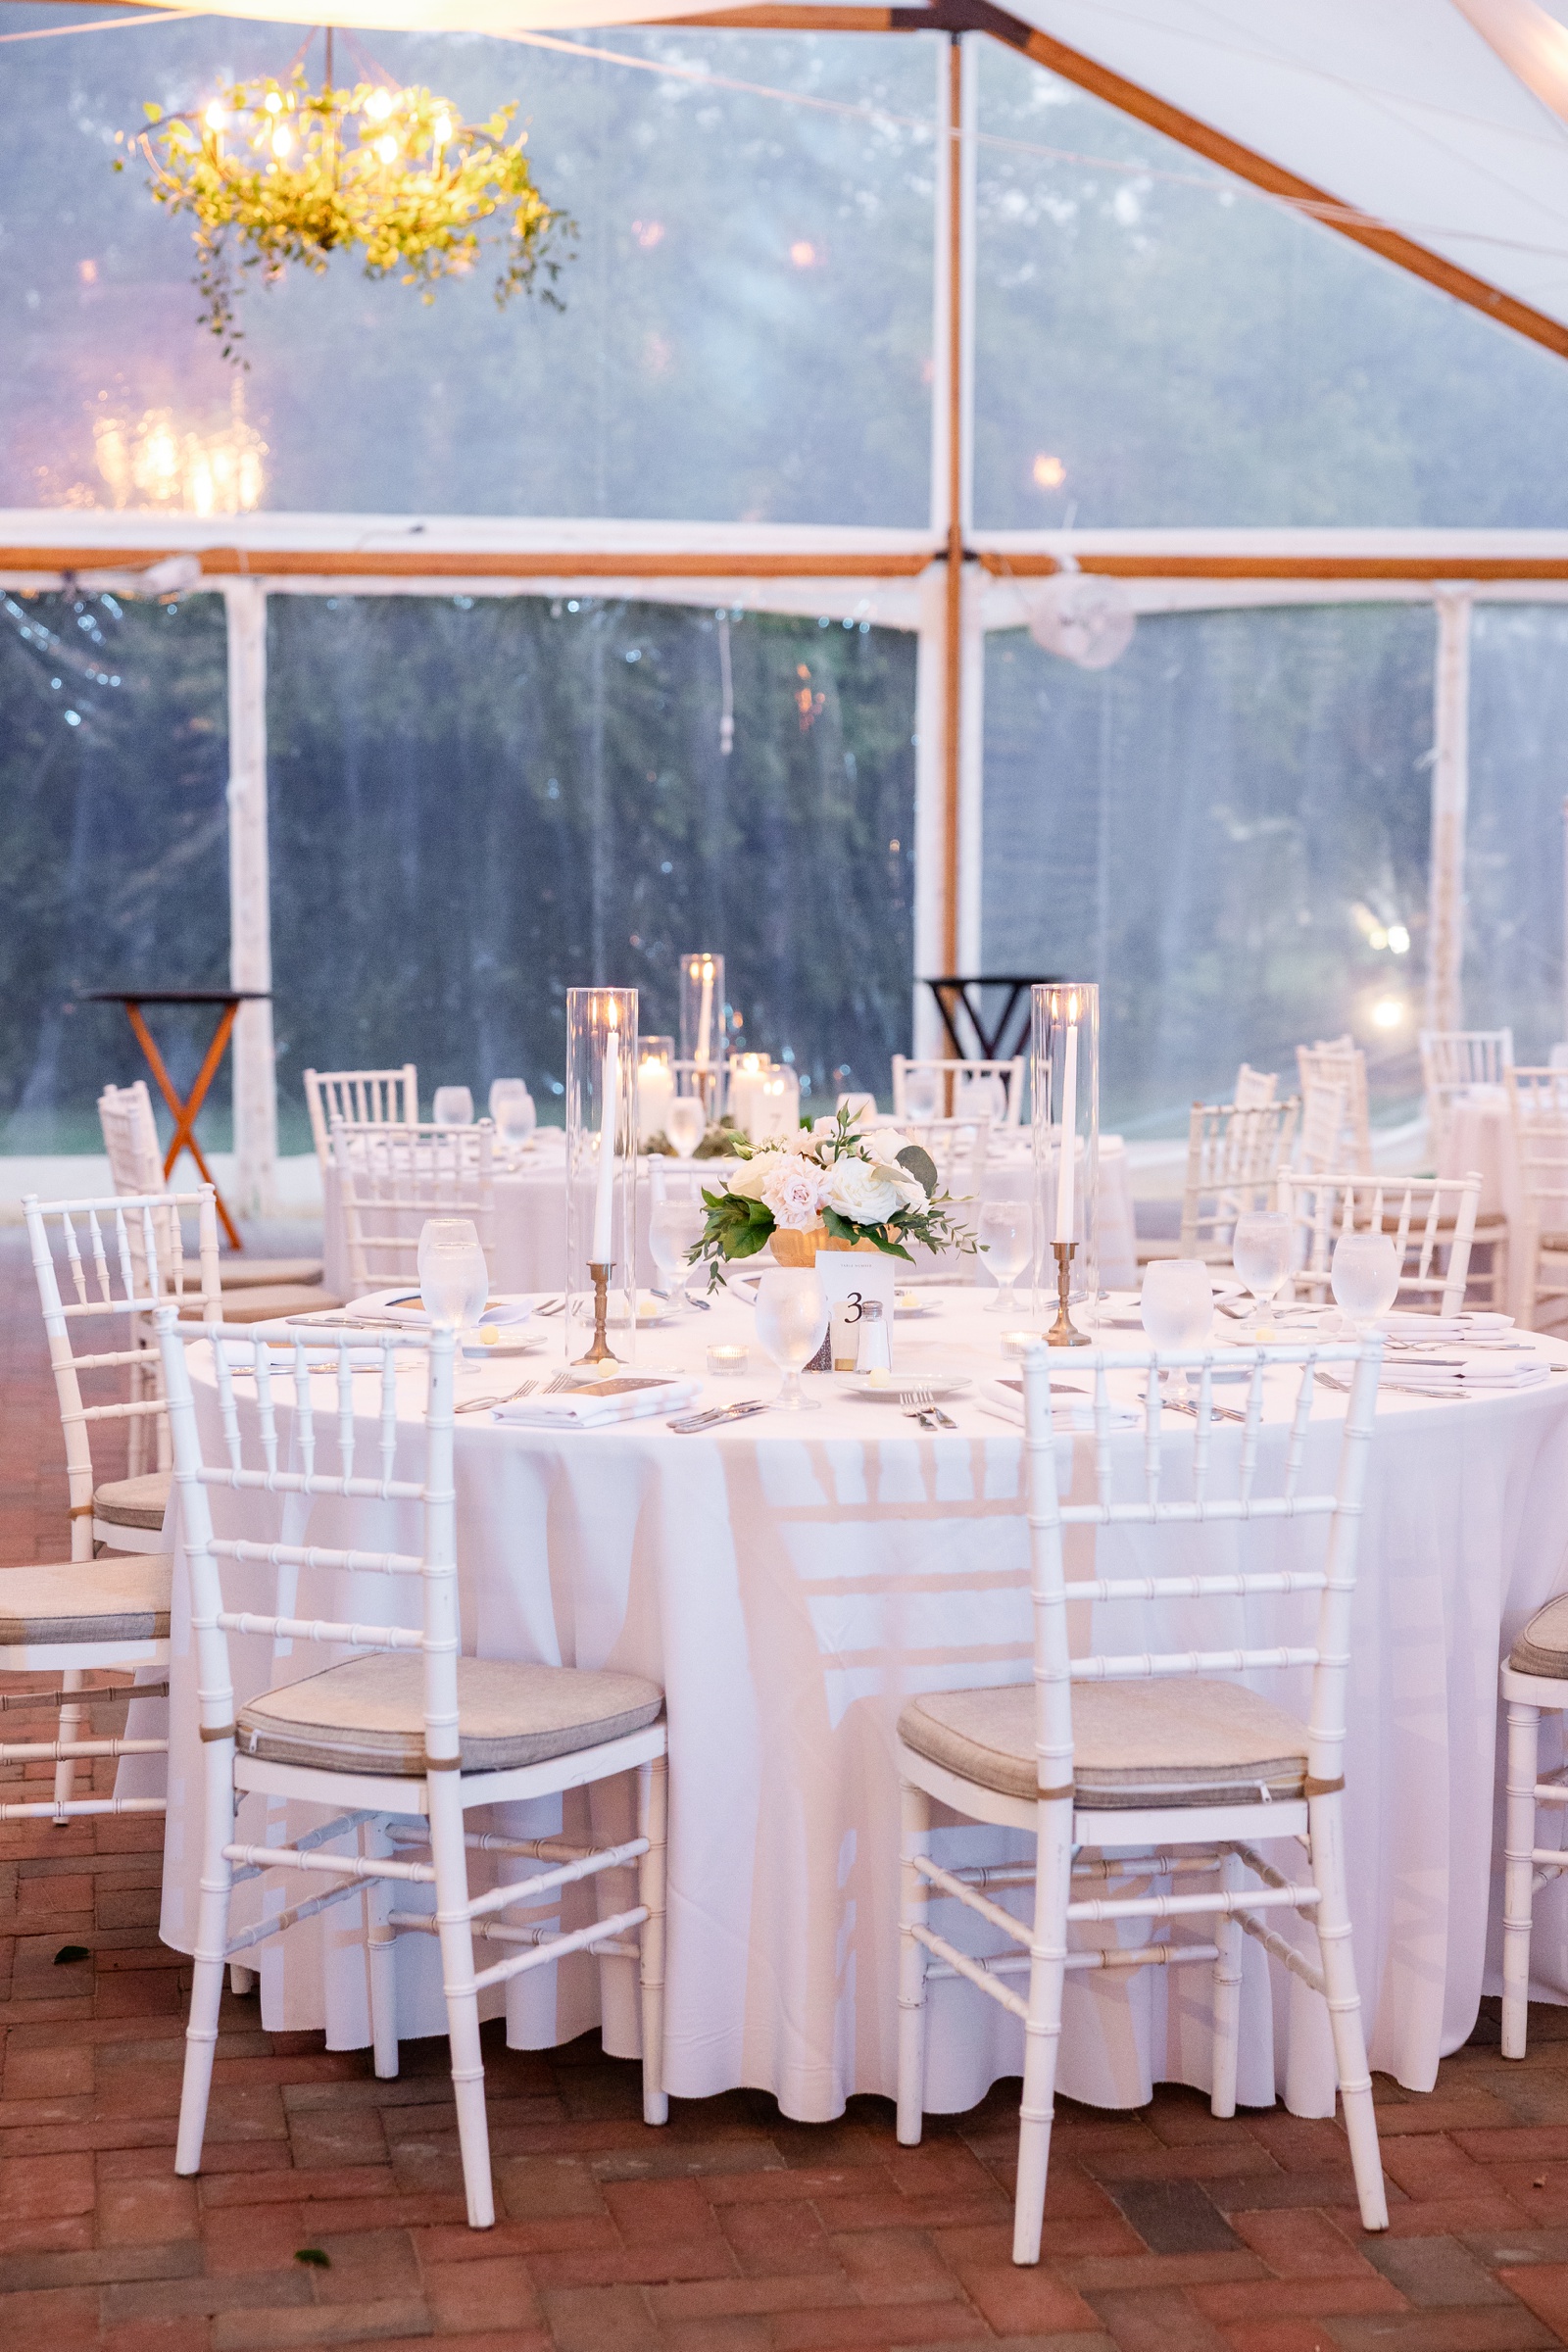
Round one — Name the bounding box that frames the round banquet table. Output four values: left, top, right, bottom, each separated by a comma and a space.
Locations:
151, 1289, 1568, 2127
320, 1133, 1138, 1299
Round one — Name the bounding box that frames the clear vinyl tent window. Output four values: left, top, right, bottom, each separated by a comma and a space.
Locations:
971, 38, 1568, 530
980, 604, 1436, 1137
0, 587, 229, 1153
0, 22, 937, 524
265, 592, 917, 1149
1463, 606, 1568, 1063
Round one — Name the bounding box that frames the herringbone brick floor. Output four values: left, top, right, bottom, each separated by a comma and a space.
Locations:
3, 1231, 1568, 2351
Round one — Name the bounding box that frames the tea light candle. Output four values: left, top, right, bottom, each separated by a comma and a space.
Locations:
707, 1343, 749, 1377
638, 1054, 674, 1145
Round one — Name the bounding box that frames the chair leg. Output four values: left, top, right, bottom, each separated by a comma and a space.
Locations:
428, 1775, 494, 2230
638, 1755, 669, 2128
53, 1668, 84, 1817
896, 1781, 931, 2147
1211, 1848, 1244, 2119
1012, 1798, 1072, 2266
1503, 1700, 1542, 2060
1307, 1791, 1388, 2230
175, 1740, 238, 2176
368, 1820, 401, 2081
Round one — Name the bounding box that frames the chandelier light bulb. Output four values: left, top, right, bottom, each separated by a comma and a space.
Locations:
365, 89, 394, 122
433, 113, 453, 147
376, 132, 398, 165
264, 90, 283, 114
271, 125, 293, 158
204, 104, 227, 132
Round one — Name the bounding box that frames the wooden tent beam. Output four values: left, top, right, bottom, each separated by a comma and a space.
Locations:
0, 546, 933, 579
672, 0, 1568, 366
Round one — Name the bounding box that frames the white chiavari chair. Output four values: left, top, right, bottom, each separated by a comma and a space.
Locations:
896, 1336, 1389, 2263
305, 1065, 419, 1170
1233, 1064, 1278, 1109
892, 1056, 1024, 1126
1296, 1079, 1349, 1177
98, 1081, 330, 1304
1418, 1029, 1513, 1163
1500, 1600, 1568, 2058
1138, 1099, 1301, 1266
155, 1309, 668, 2228
1297, 1041, 1372, 1175
1276, 1170, 1482, 1319
24, 1189, 220, 1811
1506, 1067, 1568, 1330
334, 1119, 497, 1298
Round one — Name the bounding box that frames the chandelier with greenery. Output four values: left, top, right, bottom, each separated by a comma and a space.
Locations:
118, 68, 569, 363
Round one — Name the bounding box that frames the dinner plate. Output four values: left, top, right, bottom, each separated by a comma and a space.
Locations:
836, 1371, 973, 1402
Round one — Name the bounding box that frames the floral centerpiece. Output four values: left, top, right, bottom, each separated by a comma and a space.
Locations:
689, 1108, 977, 1282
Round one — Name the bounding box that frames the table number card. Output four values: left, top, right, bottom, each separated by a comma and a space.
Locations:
815, 1252, 898, 1371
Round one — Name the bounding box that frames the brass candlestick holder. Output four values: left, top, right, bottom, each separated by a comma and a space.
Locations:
1047, 1239, 1089, 1348
575, 1261, 620, 1368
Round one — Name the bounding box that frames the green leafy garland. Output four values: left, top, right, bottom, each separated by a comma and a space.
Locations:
118, 71, 570, 364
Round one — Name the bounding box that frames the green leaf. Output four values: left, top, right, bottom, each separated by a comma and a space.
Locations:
722, 1225, 771, 1260
895, 1145, 938, 1196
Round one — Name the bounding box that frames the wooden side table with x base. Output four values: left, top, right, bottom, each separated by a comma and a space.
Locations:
82, 989, 270, 1251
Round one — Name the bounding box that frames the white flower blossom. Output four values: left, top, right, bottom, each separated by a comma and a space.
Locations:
821, 1155, 903, 1226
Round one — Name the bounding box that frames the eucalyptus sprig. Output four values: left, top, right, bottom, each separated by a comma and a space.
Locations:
117, 71, 571, 363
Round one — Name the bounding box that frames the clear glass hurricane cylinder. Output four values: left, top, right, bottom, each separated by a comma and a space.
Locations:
565, 987, 639, 1364
1032, 983, 1100, 1334
678, 952, 725, 1120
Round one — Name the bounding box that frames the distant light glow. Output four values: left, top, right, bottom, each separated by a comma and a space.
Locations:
205, 103, 227, 131
365, 88, 394, 122
632, 219, 664, 249
375, 133, 398, 165
789, 240, 816, 268
1388, 923, 1411, 955
432, 113, 453, 147
1371, 997, 1405, 1031
1032, 454, 1066, 489
264, 90, 283, 114
271, 126, 294, 159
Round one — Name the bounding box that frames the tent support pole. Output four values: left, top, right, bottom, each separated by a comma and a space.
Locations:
1426, 588, 1472, 1040
223, 577, 277, 1220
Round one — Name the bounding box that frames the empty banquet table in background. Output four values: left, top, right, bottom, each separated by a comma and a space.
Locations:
321, 1131, 1138, 1298
152, 1292, 1568, 2127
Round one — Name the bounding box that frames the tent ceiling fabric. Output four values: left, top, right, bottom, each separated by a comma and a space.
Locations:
118, 0, 1568, 333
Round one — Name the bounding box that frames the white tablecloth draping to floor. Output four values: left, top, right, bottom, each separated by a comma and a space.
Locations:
152, 1289, 1568, 2127
1439, 1090, 1526, 1318
321, 1135, 1137, 1299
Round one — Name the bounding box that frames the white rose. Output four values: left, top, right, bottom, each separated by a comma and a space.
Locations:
811, 1115, 841, 1140
759, 1156, 824, 1231
865, 1127, 911, 1166
722, 1155, 772, 1201
821, 1154, 902, 1226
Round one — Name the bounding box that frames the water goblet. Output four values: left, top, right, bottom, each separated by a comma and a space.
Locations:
1231, 1209, 1293, 1335
416, 1216, 488, 1330
666, 1096, 706, 1160
489, 1079, 536, 1150
956, 1071, 1005, 1124
432, 1086, 474, 1129
978, 1198, 1033, 1313
903, 1067, 941, 1123
754, 1267, 829, 1411
1330, 1230, 1399, 1336
1140, 1258, 1214, 1404
649, 1193, 706, 1309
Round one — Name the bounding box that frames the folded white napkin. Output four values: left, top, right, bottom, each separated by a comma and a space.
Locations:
1377, 1360, 1551, 1395
493, 1375, 702, 1429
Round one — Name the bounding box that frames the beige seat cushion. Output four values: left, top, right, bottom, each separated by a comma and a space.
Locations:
191, 1286, 344, 1325
1511, 1595, 1568, 1681
179, 1257, 324, 1293
899, 1678, 1309, 1809
94, 1471, 171, 1531
236, 1651, 664, 1776
0, 1557, 171, 1644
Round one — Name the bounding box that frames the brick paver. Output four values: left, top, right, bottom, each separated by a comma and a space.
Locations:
2, 1229, 1568, 2347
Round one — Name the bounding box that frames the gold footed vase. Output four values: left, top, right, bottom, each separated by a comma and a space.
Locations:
770, 1223, 879, 1267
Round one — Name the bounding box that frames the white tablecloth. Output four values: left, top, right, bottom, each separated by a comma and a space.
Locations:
152, 1291, 1568, 2127
322, 1137, 1138, 1299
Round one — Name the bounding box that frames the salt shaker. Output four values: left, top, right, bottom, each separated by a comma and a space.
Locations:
856, 1298, 892, 1376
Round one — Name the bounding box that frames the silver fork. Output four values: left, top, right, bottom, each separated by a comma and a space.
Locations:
902, 1382, 956, 1430
455, 1378, 540, 1415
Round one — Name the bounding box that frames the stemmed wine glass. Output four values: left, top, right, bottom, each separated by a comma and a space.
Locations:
416, 1216, 488, 1330
978, 1197, 1033, 1313
489, 1079, 536, 1151
754, 1268, 829, 1411
1140, 1258, 1214, 1404
1231, 1209, 1293, 1335
1330, 1231, 1400, 1336
903, 1067, 941, 1123
649, 1191, 706, 1311
432, 1086, 474, 1129
666, 1096, 706, 1160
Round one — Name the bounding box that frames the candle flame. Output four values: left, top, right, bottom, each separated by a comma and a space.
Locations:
606, 999, 619, 1031
1066, 990, 1080, 1023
